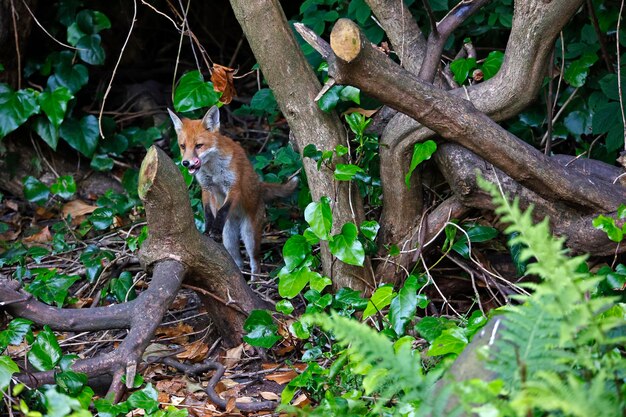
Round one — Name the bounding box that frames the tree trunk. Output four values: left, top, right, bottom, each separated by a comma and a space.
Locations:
228, 0, 376, 293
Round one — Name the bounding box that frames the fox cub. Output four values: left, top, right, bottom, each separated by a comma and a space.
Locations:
168, 106, 298, 276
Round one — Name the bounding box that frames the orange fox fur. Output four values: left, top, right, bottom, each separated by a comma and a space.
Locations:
168, 106, 298, 276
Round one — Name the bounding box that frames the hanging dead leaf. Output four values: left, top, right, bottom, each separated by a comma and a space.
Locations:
62, 200, 98, 220
223, 343, 244, 369
211, 64, 237, 105
259, 391, 280, 401
343, 107, 379, 117
176, 339, 209, 362
23, 226, 52, 244
265, 370, 298, 385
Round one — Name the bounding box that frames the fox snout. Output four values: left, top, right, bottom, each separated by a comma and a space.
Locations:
182, 157, 202, 173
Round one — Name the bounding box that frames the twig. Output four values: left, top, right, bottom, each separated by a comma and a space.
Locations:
587, 0, 614, 72
540, 87, 579, 146
98, 0, 137, 138
9, 0, 21, 89
545, 48, 555, 155
21, 0, 81, 50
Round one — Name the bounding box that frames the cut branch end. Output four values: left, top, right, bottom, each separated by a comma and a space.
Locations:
330, 19, 362, 63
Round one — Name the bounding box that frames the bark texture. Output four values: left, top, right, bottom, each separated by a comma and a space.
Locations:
228, 0, 376, 292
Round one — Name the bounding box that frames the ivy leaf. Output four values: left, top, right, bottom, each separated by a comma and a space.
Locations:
127, 383, 159, 414
243, 310, 281, 348
428, 327, 468, 356
33, 117, 60, 150
249, 88, 277, 112
593, 214, 623, 242
282, 234, 311, 272
27, 326, 62, 371
90, 154, 115, 171
25, 270, 80, 307
59, 115, 99, 158
317, 85, 342, 112
110, 271, 136, 302
275, 299, 294, 314
0, 85, 40, 138
339, 86, 360, 104
305, 197, 333, 241
38, 87, 73, 128
23, 176, 50, 206
50, 175, 76, 200
415, 316, 445, 342
173, 70, 220, 112
48, 52, 89, 94
76, 10, 111, 34
0, 356, 19, 392
389, 275, 419, 336
329, 222, 365, 266
0, 318, 33, 350
334, 163, 364, 181
450, 57, 477, 84
405, 140, 437, 188
55, 370, 88, 397
592, 102, 620, 134
309, 274, 332, 292
278, 265, 317, 298
360, 220, 380, 241
564, 52, 598, 87
76, 34, 105, 65
481, 51, 504, 80
363, 284, 395, 319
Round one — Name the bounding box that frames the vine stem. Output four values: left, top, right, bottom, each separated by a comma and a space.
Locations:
98, 0, 137, 138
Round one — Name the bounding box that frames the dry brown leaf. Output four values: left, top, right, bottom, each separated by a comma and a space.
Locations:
5, 200, 19, 211
225, 396, 237, 413
156, 322, 194, 344
170, 294, 189, 310
35, 206, 55, 220
157, 391, 171, 404
259, 391, 280, 401
182, 395, 218, 417
0, 228, 20, 241
211, 64, 237, 105
266, 370, 298, 385
215, 377, 239, 393
343, 107, 379, 117
62, 200, 97, 219
223, 343, 244, 369
24, 226, 52, 244
292, 393, 310, 407
156, 377, 188, 396
176, 339, 209, 362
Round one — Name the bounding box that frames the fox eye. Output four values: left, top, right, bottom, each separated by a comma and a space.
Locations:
195, 144, 203, 149
180, 144, 185, 150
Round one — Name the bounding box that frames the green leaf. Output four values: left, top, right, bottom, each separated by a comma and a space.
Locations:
360, 220, 380, 241
305, 197, 333, 240
173, 70, 220, 112
593, 214, 623, 242
339, 86, 360, 104
27, 326, 62, 371
55, 370, 87, 396
243, 310, 281, 348
428, 327, 468, 356
250, 88, 277, 111
415, 316, 444, 342
363, 284, 395, 319
592, 102, 621, 134
23, 176, 50, 205
329, 222, 365, 266
290, 320, 310, 339
317, 85, 342, 112
0, 85, 40, 138
0, 318, 33, 350
127, 383, 159, 413
389, 275, 419, 335
33, 116, 60, 150
50, 175, 76, 200
309, 274, 332, 292
59, 115, 99, 157
282, 234, 311, 272
76, 10, 111, 34
90, 154, 114, 171
333, 288, 368, 311
0, 356, 19, 392
48, 52, 89, 94
76, 34, 105, 65
26, 270, 80, 307
481, 51, 504, 80
110, 271, 136, 302
405, 140, 437, 188
38, 87, 73, 128
564, 53, 598, 87
450, 57, 477, 84
278, 265, 318, 298
334, 163, 364, 181
276, 299, 294, 314
89, 207, 115, 230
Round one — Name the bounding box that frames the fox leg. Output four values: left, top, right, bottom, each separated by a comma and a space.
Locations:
241, 211, 262, 278
223, 218, 243, 269
201, 189, 218, 234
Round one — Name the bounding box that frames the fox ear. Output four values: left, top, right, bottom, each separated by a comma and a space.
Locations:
202, 105, 220, 132
167, 108, 183, 134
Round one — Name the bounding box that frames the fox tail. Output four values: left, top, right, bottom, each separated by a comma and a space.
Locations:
261, 176, 299, 202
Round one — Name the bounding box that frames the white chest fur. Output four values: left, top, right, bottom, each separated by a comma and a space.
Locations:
195, 150, 236, 200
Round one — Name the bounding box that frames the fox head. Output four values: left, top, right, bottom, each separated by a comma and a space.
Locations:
168, 106, 221, 175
